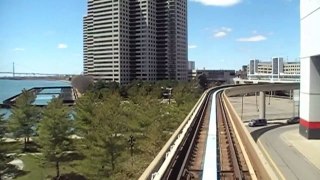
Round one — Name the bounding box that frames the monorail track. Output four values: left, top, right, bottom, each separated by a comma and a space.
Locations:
161, 90, 251, 180
217, 92, 251, 179
141, 85, 283, 180
162, 90, 213, 179
183, 92, 212, 179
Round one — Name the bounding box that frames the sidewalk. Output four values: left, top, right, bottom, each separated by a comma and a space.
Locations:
281, 128, 320, 170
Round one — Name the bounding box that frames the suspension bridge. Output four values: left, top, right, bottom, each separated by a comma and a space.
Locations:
0, 62, 78, 77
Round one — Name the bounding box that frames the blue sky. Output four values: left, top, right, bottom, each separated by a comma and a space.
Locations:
0, 0, 300, 74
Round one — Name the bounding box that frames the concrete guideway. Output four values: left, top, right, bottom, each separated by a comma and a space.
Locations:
140, 85, 268, 180
140, 84, 313, 180
203, 89, 255, 179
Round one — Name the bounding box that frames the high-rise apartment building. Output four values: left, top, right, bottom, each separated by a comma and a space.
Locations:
83, 0, 188, 85
188, 61, 195, 70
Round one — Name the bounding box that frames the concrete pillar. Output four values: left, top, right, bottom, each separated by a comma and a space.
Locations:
259, 91, 265, 119
300, 0, 320, 139
289, 90, 292, 100
300, 56, 320, 139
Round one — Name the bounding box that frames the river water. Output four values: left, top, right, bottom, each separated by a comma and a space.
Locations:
0, 79, 71, 119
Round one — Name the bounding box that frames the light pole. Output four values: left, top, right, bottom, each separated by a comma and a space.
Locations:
167, 87, 172, 104
255, 92, 259, 112
128, 135, 135, 167
241, 94, 244, 120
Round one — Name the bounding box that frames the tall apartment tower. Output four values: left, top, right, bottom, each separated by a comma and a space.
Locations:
83, 0, 188, 85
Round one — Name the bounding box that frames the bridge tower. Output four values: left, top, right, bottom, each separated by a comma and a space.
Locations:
299, 0, 320, 139
12, 62, 15, 77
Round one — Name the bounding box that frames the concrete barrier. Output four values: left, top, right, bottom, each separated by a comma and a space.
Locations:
224, 83, 299, 96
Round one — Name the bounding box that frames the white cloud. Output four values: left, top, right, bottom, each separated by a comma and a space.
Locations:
13, 48, 25, 51
214, 31, 227, 38
190, 0, 241, 7
188, 45, 198, 49
236, 35, 267, 42
221, 27, 232, 32
57, 43, 68, 49
214, 27, 232, 38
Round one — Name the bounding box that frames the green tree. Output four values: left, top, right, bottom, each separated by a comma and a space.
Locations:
0, 114, 14, 180
74, 92, 99, 137
72, 81, 202, 179
0, 113, 6, 138
198, 73, 208, 90
8, 89, 39, 152
71, 75, 94, 93
78, 94, 127, 179
173, 82, 200, 107
37, 98, 72, 179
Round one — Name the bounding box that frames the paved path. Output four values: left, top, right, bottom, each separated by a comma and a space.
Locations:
282, 126, 320, 170
252, 124, 320, 180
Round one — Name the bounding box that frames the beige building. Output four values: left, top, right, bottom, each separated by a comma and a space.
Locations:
83, 0, 188, 85
247, 57, 300, 80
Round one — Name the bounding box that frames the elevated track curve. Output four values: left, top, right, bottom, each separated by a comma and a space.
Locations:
140, 84, 297, 180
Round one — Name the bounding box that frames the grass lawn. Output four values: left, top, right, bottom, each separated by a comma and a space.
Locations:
15, 154, 83, 180
4, 142, 22, 154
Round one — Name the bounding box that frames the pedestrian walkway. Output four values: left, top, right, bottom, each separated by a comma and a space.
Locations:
281, 128, 320, 170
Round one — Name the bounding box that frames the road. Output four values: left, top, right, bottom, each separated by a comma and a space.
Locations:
249, 123, 320, 180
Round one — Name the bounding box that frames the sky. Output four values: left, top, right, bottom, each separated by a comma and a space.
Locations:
0, 0, 300, 74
